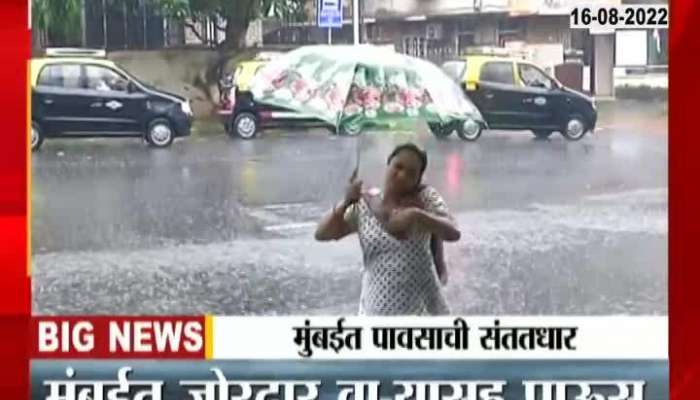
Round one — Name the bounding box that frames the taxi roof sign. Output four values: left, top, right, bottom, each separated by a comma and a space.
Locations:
464, 46, 511, 57
254, 52, 282, 61
45, 48, 107, 58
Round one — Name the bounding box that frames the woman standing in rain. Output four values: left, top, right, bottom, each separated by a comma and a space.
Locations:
315, 143, 460, 315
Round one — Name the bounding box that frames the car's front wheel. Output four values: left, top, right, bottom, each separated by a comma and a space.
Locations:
561, 115, 588, 141
31, 121, 44, 152
233, 112, 258, 139
428, 122, 454, 139
146, 118, 174, 148
456, 119, 482, 141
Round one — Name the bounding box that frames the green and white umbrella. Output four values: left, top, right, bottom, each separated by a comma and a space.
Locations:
250, 44, 483, 134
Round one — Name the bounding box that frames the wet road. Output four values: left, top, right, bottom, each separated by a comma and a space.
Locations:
32, 100, 668, 315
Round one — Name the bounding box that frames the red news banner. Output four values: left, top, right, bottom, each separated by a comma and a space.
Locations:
32, 317, 206, 359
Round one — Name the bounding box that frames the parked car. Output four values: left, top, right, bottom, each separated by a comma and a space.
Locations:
442, 53, 597, 140
30, 48, 193, 151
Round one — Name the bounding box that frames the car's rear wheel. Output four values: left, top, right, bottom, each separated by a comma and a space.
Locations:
428, 122, 454, 139
233, 112, 258, 139
31, 121, 44, 152
533, 130, 553, 140
456, 119, 482, 141
561, 115, 588, 141
339, 122, 362, 136
146, 118, 174, 148
325, 125, 338, 136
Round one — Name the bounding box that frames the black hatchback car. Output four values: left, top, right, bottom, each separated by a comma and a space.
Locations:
30, 49, 193, 150
442, 55, 597, 140
221, 88, 335, 139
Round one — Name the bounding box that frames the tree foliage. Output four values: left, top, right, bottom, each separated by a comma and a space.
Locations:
32, 0, 309, 49
159, 0, 309, 49
32, 0, 83, 46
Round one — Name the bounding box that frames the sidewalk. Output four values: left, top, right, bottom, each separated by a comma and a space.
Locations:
595, 99, 667, 135
615, 72, 668, 90
614, 70, 668, 101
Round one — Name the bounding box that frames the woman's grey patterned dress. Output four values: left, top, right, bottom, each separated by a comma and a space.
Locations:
345, 186, 450, 315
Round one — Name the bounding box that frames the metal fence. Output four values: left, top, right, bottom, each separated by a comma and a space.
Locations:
84, 0, 172, 50
42, 0, 320, 50
35, 0, 379, 53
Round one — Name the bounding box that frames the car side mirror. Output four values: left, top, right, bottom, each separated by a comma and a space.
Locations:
127, 81, 138, 93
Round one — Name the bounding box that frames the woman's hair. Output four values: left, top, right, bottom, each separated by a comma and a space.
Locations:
387, 143, 428, 177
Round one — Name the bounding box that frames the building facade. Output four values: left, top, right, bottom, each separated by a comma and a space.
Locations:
357, 0, 620, 95
71, 0, 642, 96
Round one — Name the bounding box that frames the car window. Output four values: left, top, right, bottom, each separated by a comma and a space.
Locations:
518, 63, 554, 90
441, 61, 466, 82
37, 64, 82, 89
85, 65, 129, 92
111, 62, 150, 88
479, 61, 515, 85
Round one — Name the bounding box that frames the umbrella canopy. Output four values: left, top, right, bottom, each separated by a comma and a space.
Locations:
250, 45, 483, 132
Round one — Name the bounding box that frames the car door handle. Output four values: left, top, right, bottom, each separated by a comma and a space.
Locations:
43, 98, 54, 105
104, 100, 123, 110
484, 92, 495, 99
90, 101, 103, 108
522, 98, 534, 104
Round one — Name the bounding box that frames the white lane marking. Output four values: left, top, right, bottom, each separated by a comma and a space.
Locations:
263, 222, 317, 232
261, 202, 316, 211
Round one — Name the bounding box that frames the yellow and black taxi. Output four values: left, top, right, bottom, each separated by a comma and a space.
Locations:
31, 48, 193, 151
442, 52, 597, 140
219, 53, 331, 139
217, 57, 268, 109
218, 58, 268, 138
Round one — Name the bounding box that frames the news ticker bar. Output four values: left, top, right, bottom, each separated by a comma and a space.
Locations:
215, 316, 667, 360
31, 360, 668, 400
32, 316, 667, 360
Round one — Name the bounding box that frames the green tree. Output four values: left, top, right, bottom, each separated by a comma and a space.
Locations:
159, 0, 309, 50
32, 0, 82, 46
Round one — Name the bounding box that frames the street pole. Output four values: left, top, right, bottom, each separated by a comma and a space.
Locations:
328, 27, 332, 45
143, 0, 148, 49
352, 0, 360, 45
81, 0, 87, 47
124, 0, 128, 49
102, 0, 108, 49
